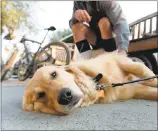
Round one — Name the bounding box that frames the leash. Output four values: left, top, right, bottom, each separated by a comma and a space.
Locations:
93, 73, 158, 90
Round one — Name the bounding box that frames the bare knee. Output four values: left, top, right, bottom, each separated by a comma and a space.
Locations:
98, 17, 111, 30
72, 23, 88, 35
98, 17, 113, 39
72, 23, 89, 42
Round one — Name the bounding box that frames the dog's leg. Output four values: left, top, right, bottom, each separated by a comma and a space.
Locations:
117, 57, 157, 87
76, 64, 111, 84
125, 74, 158, 88
114, 83, 158, 101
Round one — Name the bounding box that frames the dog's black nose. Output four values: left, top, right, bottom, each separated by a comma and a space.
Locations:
57, 88, 73, 105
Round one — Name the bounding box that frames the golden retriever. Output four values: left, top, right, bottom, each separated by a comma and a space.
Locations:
22, 51, 158, 115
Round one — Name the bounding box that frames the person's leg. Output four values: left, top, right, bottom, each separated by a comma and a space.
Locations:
72, 23, 97, 53
98, 17, 113, 39
97, 17, 117, 52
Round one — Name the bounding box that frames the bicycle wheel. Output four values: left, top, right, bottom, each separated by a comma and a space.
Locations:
42, 41, 71, 66
18, 63, 30, 81
17, 54, 32, 81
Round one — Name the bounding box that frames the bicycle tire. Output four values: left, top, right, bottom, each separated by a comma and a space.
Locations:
17, 53, 31, 81
42, 41, 71, 65
17, 60, 31, 81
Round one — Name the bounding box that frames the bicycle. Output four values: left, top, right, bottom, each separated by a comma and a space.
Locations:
1, 26, 71, 81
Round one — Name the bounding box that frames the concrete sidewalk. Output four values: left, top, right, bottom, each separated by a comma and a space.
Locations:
1, 81, 157, 130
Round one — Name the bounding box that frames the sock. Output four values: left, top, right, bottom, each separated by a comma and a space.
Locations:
90, 36, 99, 50
97, 38, 117, 52
76, 40, 91, 53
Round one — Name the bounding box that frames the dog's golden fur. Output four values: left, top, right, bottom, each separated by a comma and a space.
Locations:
22, 51, 158, 115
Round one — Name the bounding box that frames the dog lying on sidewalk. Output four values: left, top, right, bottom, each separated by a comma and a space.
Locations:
22, 49, 158, 115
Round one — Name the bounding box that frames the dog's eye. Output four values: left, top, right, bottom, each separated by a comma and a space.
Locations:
37, 92, 45, 99
51, 71, 57, 78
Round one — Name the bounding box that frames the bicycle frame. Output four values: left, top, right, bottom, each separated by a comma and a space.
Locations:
20, 30, 50, 68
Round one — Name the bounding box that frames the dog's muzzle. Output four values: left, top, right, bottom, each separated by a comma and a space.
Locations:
57, 88, 73, 105
57, 88, 81, 107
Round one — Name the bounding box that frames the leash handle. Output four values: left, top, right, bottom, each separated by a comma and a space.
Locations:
112, 75, 158, 87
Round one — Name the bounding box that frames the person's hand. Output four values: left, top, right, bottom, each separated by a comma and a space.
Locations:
74, 9, 91, 23
118, 48, 128, 56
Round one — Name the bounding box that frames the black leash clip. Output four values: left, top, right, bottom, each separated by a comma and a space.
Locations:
93, 73, 103, 83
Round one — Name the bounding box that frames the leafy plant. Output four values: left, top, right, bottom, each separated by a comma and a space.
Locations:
1, 1, 37, 34
50, 28, 72, 43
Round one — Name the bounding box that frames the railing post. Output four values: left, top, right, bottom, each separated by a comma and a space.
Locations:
144, 20, 146, 35
150, 18, 152, 33
156, 15, 158, 33
132, 25, 135, 40
138, 23, 141, 39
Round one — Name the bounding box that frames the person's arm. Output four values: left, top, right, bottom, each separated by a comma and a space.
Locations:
98, 1, 130, 54
69, 2, 79, 29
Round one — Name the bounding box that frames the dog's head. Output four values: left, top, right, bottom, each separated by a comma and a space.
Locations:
22, 65, 85, 115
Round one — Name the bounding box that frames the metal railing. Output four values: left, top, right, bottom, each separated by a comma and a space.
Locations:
129, 12, 158, 41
